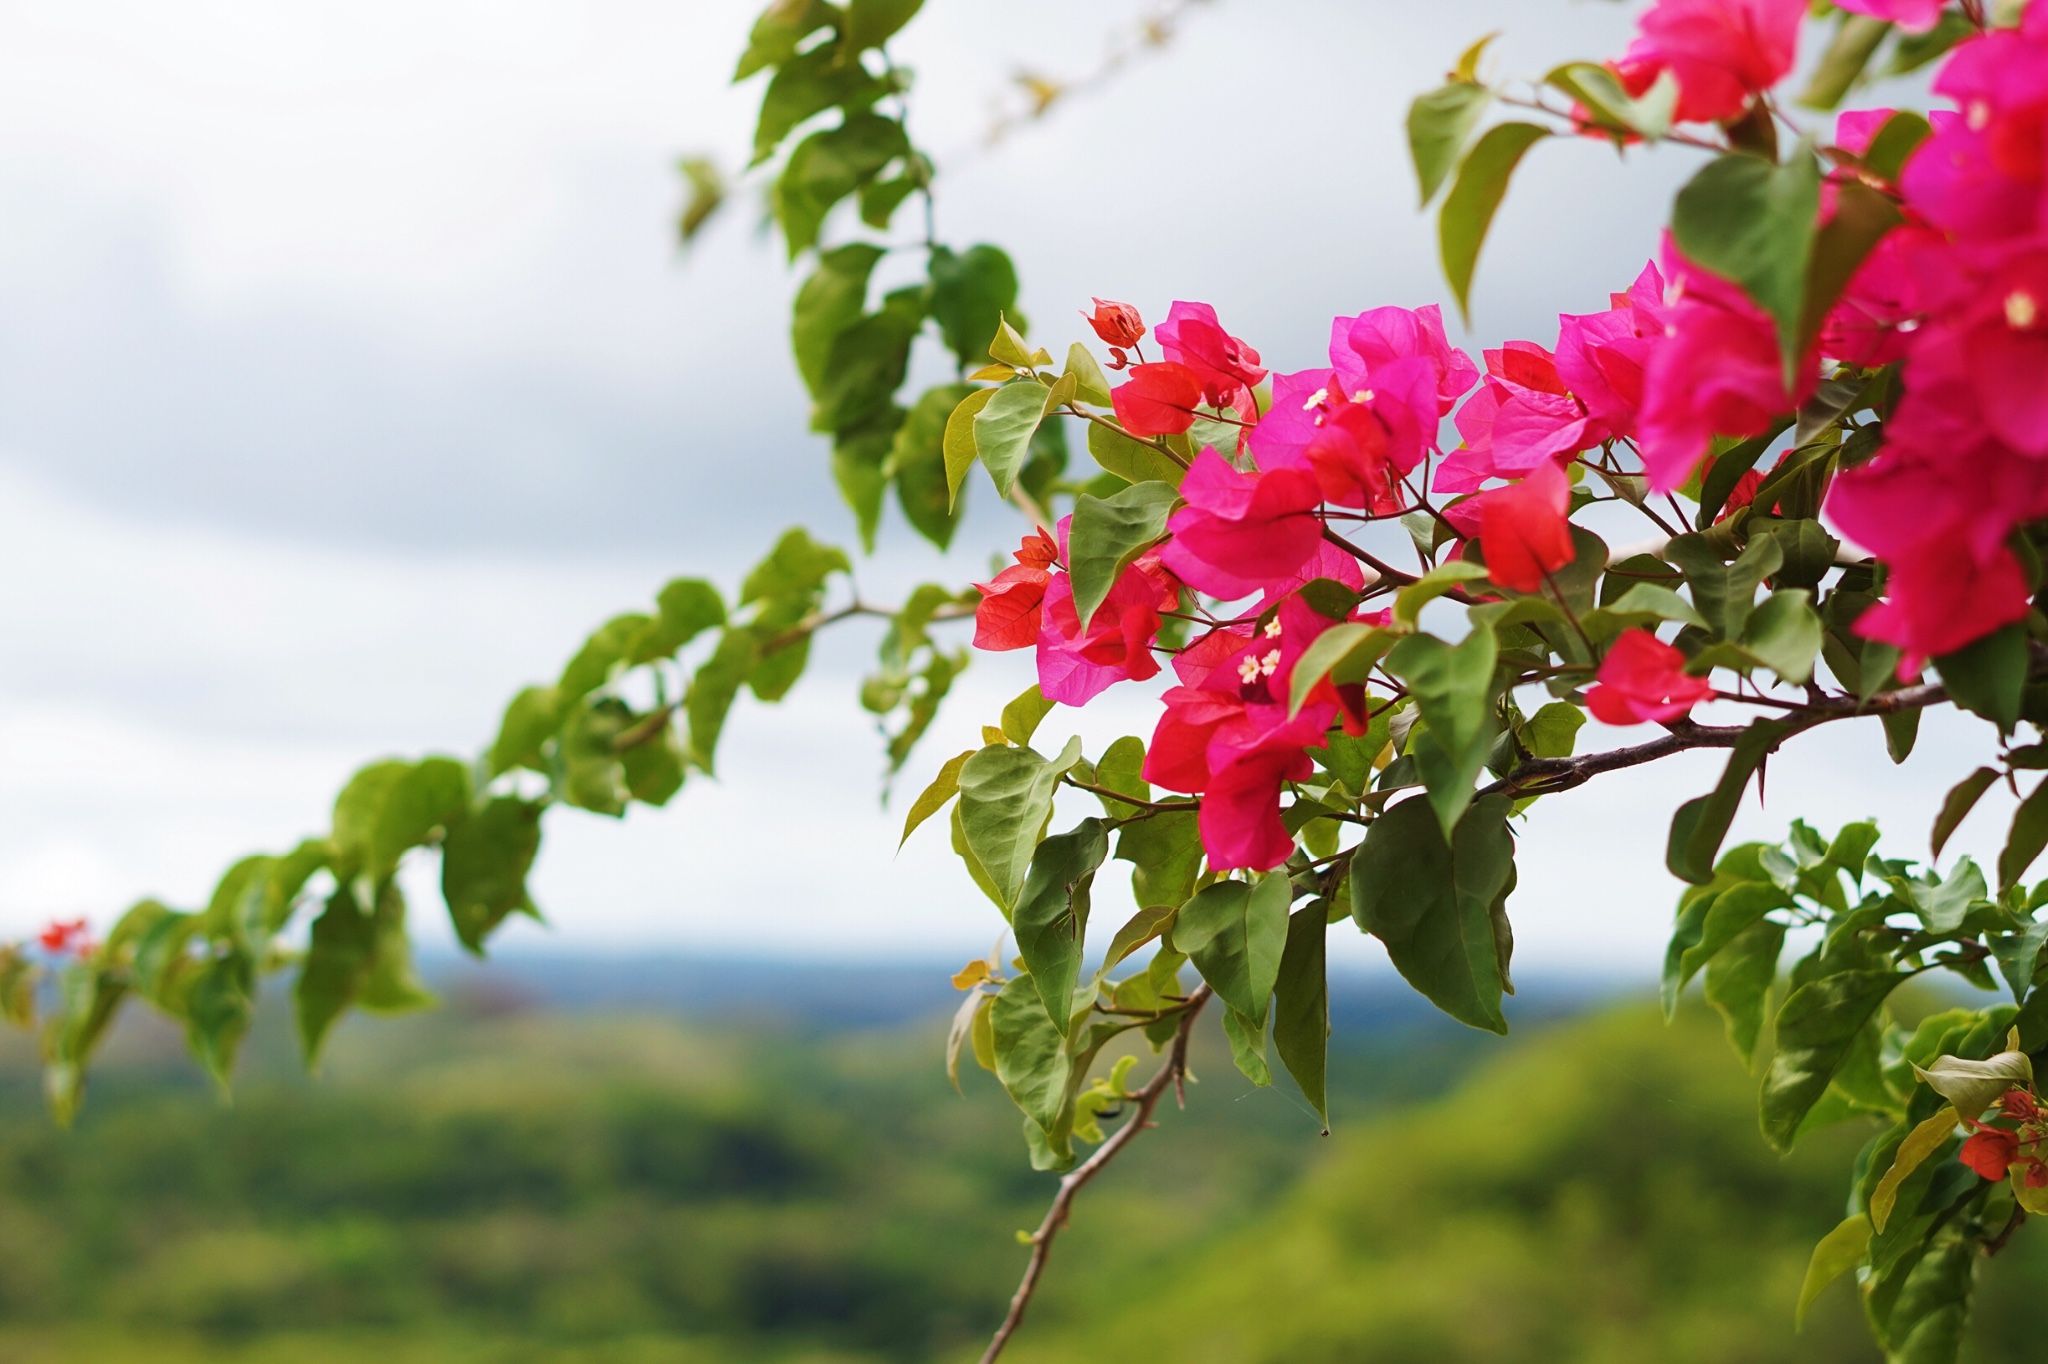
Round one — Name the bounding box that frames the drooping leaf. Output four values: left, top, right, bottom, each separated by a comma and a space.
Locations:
1760, 967, 1906, 1150
1439, 122, 1550, 323
1099, 904, 1176, 975
1911, 1050, 2034, 1119
1173, 874, 1291, 1024
1386, 623, 1500, 837
791, 243, 884, 397
1932, 767, 2000, 860
2002, 776, 2048, 893
1666, 720, 1798, 885
843, 0, 922, 53
927, 244, 1019, 372
1068, 480, 1179, 631
440, 797, 545, 955
1937, 623, 2029, 734
1013, 819, 1111, 1027
1352, 794, 1516, 1034
990, 973, 1070, 1136
1870, 1108, 1959, 1234
1704, 917, 1786, 1067
1796, 1214, 1874, 1329
1222, 1008, 1272, 1086
1670, 147, 1823, 382
774, 110, 908, 255
813, 284, 925, 433
1741, 588, 1824, 685
331, 758, 472, 883
750, 43, 886, 167
1407, 82, 1492, 206
973, 380, 1055, 498
1799, 13, 1891, 111
1274, 904, 1330, 1127
958, 737, 1085, 911
1116, 809, 1203, 911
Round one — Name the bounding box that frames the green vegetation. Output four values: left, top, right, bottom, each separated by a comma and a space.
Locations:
2, 982, 2046, 1362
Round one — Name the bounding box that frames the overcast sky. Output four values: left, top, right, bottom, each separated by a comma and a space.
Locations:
0, 0, 1989, 986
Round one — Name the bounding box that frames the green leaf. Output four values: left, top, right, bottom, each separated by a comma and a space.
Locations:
488, 686, 561, 778
1760, 968, 1905, 1150
1393, 561, 1489, 628
844, 0, 921, 52
2002, 776, 2048, 893
558, 613, 650, 701
732, 0, 836, 81
987, 314, 1037, 369
1741, 588, 1823, 684
1086, 418, 1186, 487
791, 244, 884, 397
1352, 794, 1516, 1034
331, 757, 471, 883
1994, 917, 2048, 1003
1013, 819, 1110, 1027
1116, 809, 1203, 911
999, 685, 1055, 748
1439, 122, 1549, 324
1799, 13, 1890, 111
1068, 480, 1179, 631
1666, 720, 1797, 885
1063, 343, 1113, 407
1912, 1050, 2034, 1119
1407, 82, 1492, 206
750, 42, 886, 166
774, 112, 909, 254
1861, 110, 1935, 182
1520, 701, 1584, 760
1664, 878, 1791, 1010
295, 885, 377, 1065
1933, 767, 2000, 861
1386, 624, 1500, 837
1887, 11, 1974, 76
1695, 422, 1793, 529
832, 418, 894, 551
1705, 917, 1786, 1067
1596, 582, 1708, 631
958, 737, 1085, 911
641, 579, 727, 661
973, 381, 1054, 498
684, 628, 754, 775
1937, 623, 2028, 734
1870, 1109, 1960, 1235
1222, 1008, 1272, 1086
927, 244, 1018, 372
1672, 147, 1823, 384
1797, 1214, 1874, 1329
1274, 904, 1330, 1127
1099, 904, 1176, 974
943, 387, 998, 507
991, 974, 1070, 1136
891, 382, 973, 549
1666, 532, 1783, 641
1091, 734, 1150, 813
1289, 621, 1400, 717
1173, 875, 1291, 1023
813, 284, 924, 433
1799, 178, 1904, 357
440, 797, 545, 955
559, 698, 631, 815
1544, 61, 1676, 141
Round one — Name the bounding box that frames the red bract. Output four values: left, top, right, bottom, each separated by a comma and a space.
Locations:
1143, 597, 1340, 872
1443, 460, 1575, 594
38, 918, 88, 955
2000, 1088, 2043, 1122
1555, 261, 1669, 442
972, 529, 1058, 651
1111, 361, 1206, 437
1253, 365, 1438, 512
1158, 448, 1325, 601
1156, 301, 1266, 418
1961, 1126, 2022, 1181
1586, 629, 1715, 726
1614, 0, 1805, 126
1035, 543, 1178, 706
1639, 235, 1816, 493
1834, 0, 1946, 31
1085, 298, 1145, 349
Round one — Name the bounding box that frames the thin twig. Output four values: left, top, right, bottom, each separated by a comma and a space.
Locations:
978, 986, 1213, 1364
1063, 777, 1198, 814
1320, 526, 1420, 589
1476, 682, 1949, 800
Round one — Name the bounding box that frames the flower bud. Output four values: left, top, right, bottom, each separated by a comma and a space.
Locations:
1085, 298, 1146, 349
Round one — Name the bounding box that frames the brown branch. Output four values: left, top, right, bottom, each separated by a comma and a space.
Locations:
979, 985, 1214, 1364
1062, 776, 1198, 815
1320, 526, 1421, 589
1477, 682, 1949, 800
611, 704, 678, 753
756, 599, 975, 658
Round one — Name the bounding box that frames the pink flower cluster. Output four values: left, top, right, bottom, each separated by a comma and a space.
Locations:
1828, 7, 2048, 663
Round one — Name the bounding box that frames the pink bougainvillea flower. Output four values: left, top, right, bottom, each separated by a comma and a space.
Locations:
1555, 261, 1670, 441
1439, 340, 1607, 492
1111, 361, 1206, 437
1035, 547, 1178, 706
1143, 597, 1340, 872
1834, 0, 1947, 31
1586, 629, 1715, 725
1852, 534, 2033, 662
972, 528, 1059, 651
1084, 298, 1145, 349
1252, 363, 1437, 510
1155, 301, 1266, 420
1443, 460, 1576, 594
1158, 448, 1326, 600
1639, 235, 1816, 492
1901, 14, 2048, 245
1614, 0, 1806, 126
1944, 241, 2048, 457
1961, 1127, 2023, 1181
1254, 539, 1369, 614
1330, 304, 1479, 417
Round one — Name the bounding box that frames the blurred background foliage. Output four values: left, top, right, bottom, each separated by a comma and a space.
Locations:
0, 971, 2044, 1363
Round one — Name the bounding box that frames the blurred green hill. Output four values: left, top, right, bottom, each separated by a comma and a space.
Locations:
0, 965, 2041, 1363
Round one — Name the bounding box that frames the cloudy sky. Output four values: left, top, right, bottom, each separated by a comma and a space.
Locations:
0, 0, 1988, 982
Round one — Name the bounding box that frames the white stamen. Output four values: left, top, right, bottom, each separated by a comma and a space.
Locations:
1302, 387, 1328, 410
1258, 649, 1282, 677
1237, 656, 1262, 685
1263, 618, 1284, 639
2007, 290, 2039, 331
1969, 100, 1993, 131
